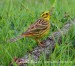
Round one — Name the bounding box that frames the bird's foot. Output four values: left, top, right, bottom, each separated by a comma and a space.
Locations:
38, 42, 45, 47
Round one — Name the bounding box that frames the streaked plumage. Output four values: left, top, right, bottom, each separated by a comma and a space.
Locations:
9, 11, 50, 47
22, 18, 50, 37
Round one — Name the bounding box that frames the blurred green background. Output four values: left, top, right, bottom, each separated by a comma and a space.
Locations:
0, 0, 75, 66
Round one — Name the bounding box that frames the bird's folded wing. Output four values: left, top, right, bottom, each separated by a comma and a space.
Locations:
22, 18, 48, 36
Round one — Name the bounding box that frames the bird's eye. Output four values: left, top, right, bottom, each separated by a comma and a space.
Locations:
46, 13, 48, 15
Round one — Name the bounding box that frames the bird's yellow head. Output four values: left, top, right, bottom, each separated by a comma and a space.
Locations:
41, 11, 50, 21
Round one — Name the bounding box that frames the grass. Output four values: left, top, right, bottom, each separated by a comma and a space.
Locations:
0, 0, 75, 66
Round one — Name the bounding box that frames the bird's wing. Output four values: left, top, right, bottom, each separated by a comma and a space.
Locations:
22, 18, 49, 36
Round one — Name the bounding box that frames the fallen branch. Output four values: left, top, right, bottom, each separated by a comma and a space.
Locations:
10, 19, 75, 66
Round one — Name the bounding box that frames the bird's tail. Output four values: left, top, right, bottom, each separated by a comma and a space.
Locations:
8, 35, 24, 42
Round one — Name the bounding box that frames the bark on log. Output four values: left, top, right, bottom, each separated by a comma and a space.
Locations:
10, 19, 75, 66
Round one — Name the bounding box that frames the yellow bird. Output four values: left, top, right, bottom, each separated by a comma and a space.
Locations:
9, 11, 50, 47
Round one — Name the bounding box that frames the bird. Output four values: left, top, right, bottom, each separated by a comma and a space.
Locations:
9, 11, 50, 47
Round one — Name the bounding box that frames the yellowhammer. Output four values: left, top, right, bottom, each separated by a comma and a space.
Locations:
9, 11, 50, 47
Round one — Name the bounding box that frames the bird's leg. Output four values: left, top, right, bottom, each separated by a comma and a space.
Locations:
35, 39, 45, 47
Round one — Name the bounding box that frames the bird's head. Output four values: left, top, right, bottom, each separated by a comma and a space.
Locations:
41, 11, 50, 20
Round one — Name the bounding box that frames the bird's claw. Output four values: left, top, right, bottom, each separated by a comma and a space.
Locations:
39, 42, 45, 47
